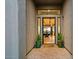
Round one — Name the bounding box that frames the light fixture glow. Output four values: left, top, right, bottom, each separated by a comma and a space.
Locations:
48, 10, 50, 12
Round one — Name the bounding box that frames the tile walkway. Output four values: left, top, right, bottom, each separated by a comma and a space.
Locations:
26, 44, 72, 59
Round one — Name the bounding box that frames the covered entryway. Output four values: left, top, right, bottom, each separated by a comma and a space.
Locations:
5, 0, 73, 59
37, 14, 62, 45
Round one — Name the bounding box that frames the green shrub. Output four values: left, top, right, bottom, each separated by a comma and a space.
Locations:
58, 33, 63, 41
57, 33, 64, 48
34, 35, 41, 48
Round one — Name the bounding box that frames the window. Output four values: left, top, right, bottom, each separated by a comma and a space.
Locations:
58, 17, 61, 33
38, 10, 60, 15
37, 18, 41, 35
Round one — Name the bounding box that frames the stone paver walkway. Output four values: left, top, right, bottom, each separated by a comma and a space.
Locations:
26, 44, 72, 59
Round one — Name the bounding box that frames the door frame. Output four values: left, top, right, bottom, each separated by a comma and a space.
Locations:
36, 15, 63, 44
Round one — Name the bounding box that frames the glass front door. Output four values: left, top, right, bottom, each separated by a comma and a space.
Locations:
42, 17, 56, 44
37, 15, 61, 45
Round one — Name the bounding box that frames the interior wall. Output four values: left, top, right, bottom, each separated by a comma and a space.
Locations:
5, 0, 19, 59
26, 0, 36, 54
63, 0, 73, 54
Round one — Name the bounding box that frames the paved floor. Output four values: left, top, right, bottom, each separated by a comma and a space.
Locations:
26, 44, 72, 59
44, 35, 55, 44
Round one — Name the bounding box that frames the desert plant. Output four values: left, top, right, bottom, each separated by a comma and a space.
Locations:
57, 33, 64, 48
34, 35, 41, 48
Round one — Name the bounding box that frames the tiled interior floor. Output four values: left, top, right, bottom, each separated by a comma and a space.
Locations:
26, 44, 72, 59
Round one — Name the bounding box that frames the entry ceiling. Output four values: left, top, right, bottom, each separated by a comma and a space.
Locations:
33, 0, 64, 6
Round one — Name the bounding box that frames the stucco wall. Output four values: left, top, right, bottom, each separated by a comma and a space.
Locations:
18, 0, 27, 59
5, 0, 36, 59
5, 0, 19, 59
26, 0, 36, 54
63, 0, 73, 54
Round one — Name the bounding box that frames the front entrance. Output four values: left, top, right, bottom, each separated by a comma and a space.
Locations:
43, 17, 56, 44
37, 15, 62, 45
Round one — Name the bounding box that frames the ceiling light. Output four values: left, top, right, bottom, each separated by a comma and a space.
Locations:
48, 10, 50, 12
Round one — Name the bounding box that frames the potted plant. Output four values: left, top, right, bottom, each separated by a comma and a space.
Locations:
34, 35, 41, 48
57, 33, 64, 48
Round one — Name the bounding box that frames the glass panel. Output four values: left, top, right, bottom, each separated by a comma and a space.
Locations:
58, 17, 61, 33
38, 10, 60, 15
43, 26, 51, 35
43, 17, 56, 44
51, 18, 55, 26
43, 18, 50, 26
51, 18, 56, 44
37, 18, 41, 35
